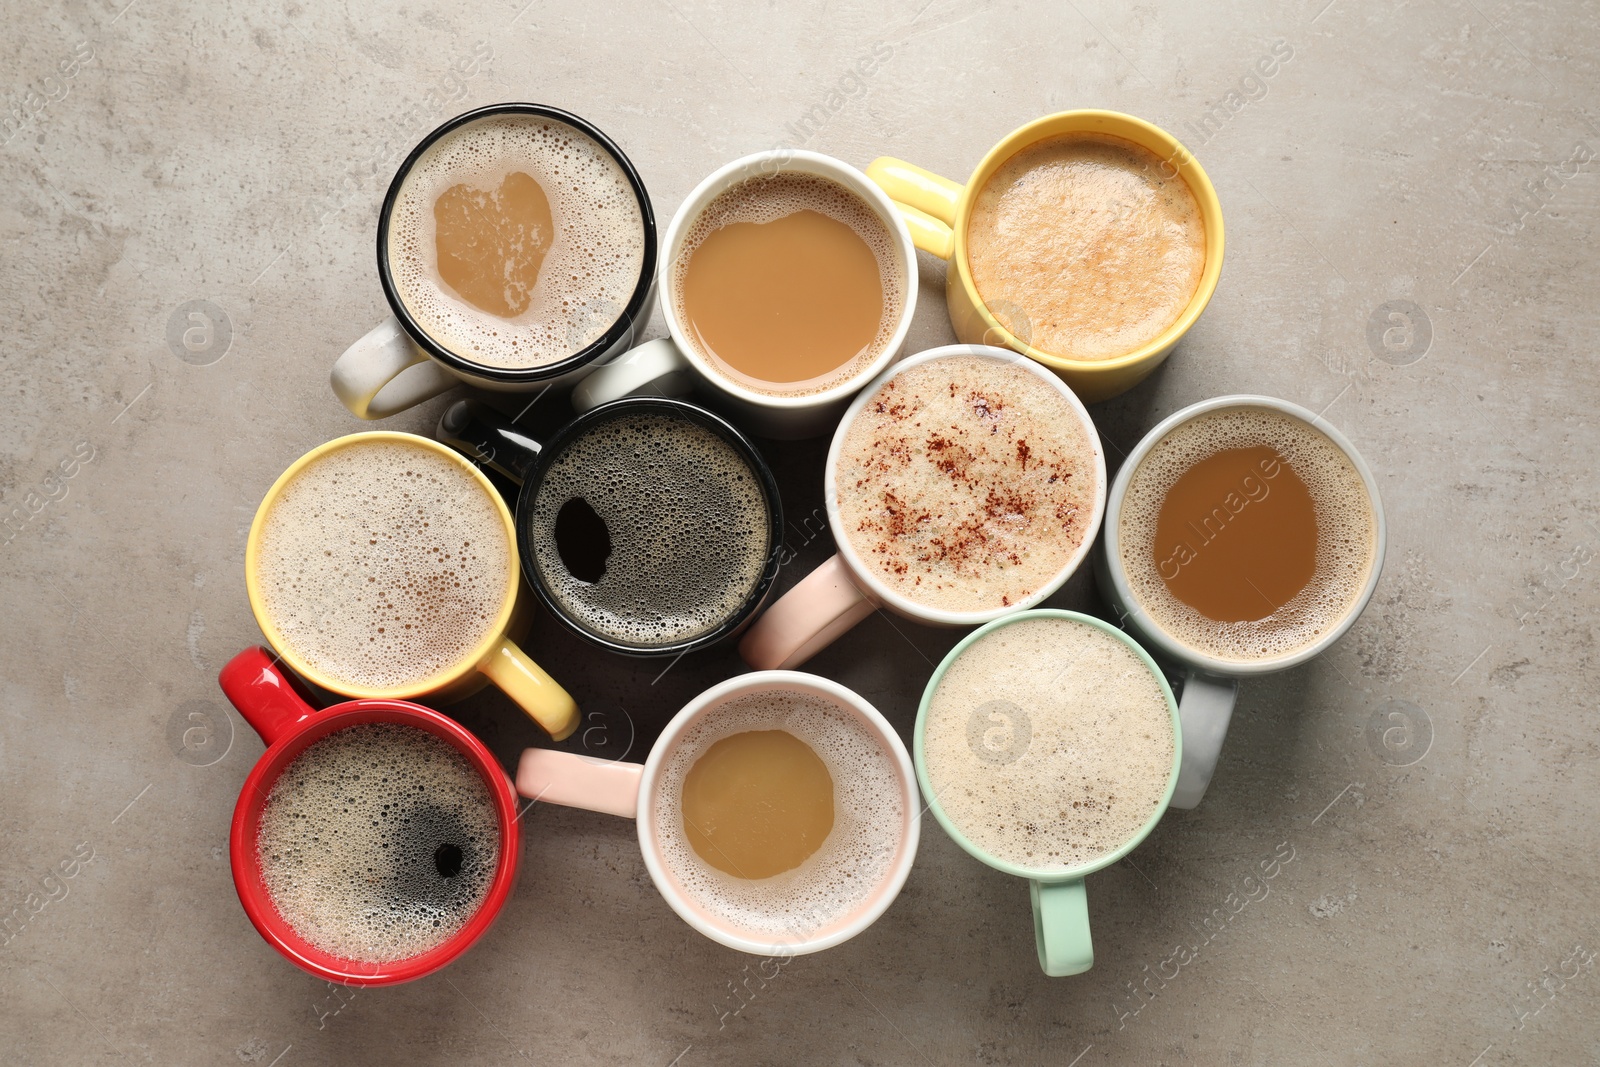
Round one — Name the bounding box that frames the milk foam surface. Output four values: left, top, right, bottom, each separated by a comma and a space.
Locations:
1118, 407, 1377, 661
255, 438, 511, 690
654, 690, 904, 939
672, 172, 904, 396
387, 114, 645, 369
530, 412, 771, 647
256, 724, 501, 965
923, 617, 1174, 871
967, 133, 1205, 361
835, 355, 1098, 613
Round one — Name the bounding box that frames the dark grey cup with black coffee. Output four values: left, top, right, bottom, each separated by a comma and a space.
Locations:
438, 397, 782, 657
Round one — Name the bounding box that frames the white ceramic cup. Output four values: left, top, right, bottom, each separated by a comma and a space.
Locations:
571, 149, 920, 440
516, 671, 920, 956
738, 344, 1107, 671
1096, 395, 1387, 810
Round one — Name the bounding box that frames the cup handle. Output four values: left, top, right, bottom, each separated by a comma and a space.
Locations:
218, 647, 317, 747
516, 748, 643, 819
1170, 671, 1238, 810
437, 399, 542, 484
330, 318, 459, 420
864, 157, 963, 260
1031, 879, 1093, 977
572, 337, 697, 413
477, 637, 580, 742
738, 554, 876, 670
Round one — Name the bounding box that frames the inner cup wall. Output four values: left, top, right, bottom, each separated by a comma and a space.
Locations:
638, 683, 914, 948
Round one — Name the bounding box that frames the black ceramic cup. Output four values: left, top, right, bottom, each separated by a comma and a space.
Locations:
437, 398, 783, 658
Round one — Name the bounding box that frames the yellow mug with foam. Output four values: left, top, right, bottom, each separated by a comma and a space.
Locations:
244, 431, 579, 741
867, 110, 1224, 403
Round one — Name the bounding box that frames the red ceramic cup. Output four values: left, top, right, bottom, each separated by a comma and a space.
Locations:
219, 647, 521, 986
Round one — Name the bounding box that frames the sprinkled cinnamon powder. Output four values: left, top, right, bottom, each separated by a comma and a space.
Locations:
834, 355, 1098, 612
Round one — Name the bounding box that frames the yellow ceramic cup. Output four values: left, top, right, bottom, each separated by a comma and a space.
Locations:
244, 431, 579, 741
867, 110, 1224, 403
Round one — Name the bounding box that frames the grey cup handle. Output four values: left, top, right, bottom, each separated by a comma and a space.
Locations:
1169, 671, 1238, 810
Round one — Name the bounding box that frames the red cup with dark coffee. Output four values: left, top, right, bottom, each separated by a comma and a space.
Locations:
219, 647, 520, 986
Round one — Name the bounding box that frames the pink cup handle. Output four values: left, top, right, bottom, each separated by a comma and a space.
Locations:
738, 554, 877, 670
517, 748, 643, 819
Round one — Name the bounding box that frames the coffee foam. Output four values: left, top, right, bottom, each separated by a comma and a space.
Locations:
256, 723, 501, 965
1118, 407, 1378, 662
671, 171, 905, 396
387, 114, 645, 370
967, 133, 1206, 361
923, 616, 1174, 871
834, 355, 1098, 613
529, 412, 771, 647
255, 438, 510, 690
654, 689, 905, 940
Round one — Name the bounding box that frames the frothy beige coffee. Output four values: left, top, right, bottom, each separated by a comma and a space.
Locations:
654, 689, 905, 939
1118, 407, 1378, 662
257, 723, 501, 964
254, 438, 511, 690
923, 616, 1174, 871
967, 133, 1206, 361
673, 172, 905, 396
387, 114, 645, 370
834, 355, 1099, 613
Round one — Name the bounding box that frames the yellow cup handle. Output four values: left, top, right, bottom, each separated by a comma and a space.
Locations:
478, 637, 580, 741
866, 157, 964, 260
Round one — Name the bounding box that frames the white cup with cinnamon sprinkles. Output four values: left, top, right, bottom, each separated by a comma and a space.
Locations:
739, 345, 1106, 670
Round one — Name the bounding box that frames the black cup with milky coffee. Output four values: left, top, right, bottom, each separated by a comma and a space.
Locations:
438, 398, 783, 658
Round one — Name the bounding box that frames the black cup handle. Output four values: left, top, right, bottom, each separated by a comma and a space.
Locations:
437, 400, 541, 484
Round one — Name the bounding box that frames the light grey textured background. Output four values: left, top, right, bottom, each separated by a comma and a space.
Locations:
2, 0, 1598, 1064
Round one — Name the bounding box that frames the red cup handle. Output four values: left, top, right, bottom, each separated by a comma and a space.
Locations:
219, 647, 318, 747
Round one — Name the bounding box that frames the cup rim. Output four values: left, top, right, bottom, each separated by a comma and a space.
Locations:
822, 344, 1108, 625
912, 608, 1182, 883
633, 670, 921, 955
948, 109, 1226, 375
513, 395, 786, 657
1100, 394, 1389, 676
656, 149, 920, 410
374, 102, 659, 384
244, 431, 522, 699
228, 697, 521, 985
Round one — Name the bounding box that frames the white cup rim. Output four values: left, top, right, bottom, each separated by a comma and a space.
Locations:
822, 344, 1109, 626
1101, 394, 1388, 676
657, 149, 920, 411
633, 670, 921, 956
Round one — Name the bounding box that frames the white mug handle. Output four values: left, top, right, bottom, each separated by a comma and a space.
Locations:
572, 336, 696, 412
330, 318, 459, 420
1169, 671, 1238, 809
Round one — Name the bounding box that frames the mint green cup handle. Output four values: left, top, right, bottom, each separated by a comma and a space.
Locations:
1031, 879, 1093, 976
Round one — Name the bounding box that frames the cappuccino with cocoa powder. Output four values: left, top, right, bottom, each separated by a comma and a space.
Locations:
834, 354, 1099, 613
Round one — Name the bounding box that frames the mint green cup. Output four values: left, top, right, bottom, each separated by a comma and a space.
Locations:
913, 609, 1181, 977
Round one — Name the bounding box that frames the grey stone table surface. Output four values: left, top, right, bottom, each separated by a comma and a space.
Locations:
2, 0, 1597, 1063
